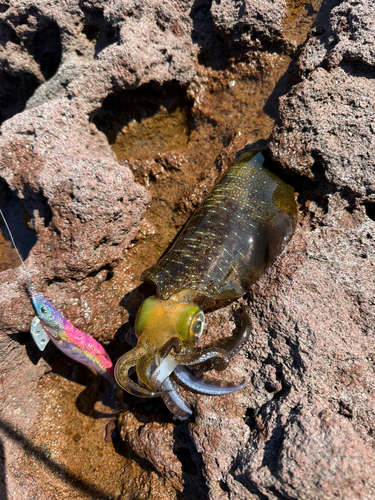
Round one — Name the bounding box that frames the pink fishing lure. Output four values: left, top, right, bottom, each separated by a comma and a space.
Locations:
0, 208, 116, 388
32, 293, 116, 388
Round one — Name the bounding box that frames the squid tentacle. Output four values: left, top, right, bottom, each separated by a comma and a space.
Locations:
115, 347, 165, 398
173, 365, 247, 395
159, 337, 182, 358
136, 352, 158, 390
175, 346, 230, 371
189, 306, 251, 372
214, 306, 251, 360
150, 371, 192, 420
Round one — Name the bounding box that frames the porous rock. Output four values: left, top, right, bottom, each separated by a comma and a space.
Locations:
269, 0, 375, 202
119, 1, 375, 499
298, 0, 375, 75
0, 1, 196, 498
211, 0, 286, 49
3, 0, 374, 500
0, 0, 198, 339
122, 194, 375, 500
0, 0, 290, 498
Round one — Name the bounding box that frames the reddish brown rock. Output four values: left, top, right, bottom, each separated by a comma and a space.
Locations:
269, 0, 375, 202
118, 411, 183, 491
298, 0, 375, 75
119, 2, 375, 499
269, 67, 375, 200
0, 1, 199, 498
2, 0, 374, 500
211, 0, 286, 49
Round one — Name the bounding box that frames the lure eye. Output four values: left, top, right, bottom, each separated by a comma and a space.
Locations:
40, 306, 50, 315
191, 311, 205, 341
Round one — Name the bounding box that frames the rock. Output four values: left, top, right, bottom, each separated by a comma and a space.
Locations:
250, 0, 375, 498
211, 0, 286, 49
298, 0, 375, 75
0, 1, 199, 498
3, 0, 373, 499
269, 0, 375, 202
118, 412, 183, 491
0, 0, 199, 340
119, 1, 375, 499
269, 66, 375, 200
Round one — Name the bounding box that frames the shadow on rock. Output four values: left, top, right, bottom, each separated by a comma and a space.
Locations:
173, 424, 210, 500
190, 0, 230, 69
0, 416, 114, 499
0, 440, 7, 500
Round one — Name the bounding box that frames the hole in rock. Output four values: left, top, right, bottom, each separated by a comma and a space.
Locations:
83, 23, 100, 41
80, 2, 120, 54
0, 12, 62, 124
364, 202, 375, 221
0, 190, 37, 272
219, 480, 230, 493
32, 20, 62, 80
94, 81, 193, 160
0, 18, 19, 45
0, 70, 40, 125
244, 407, 259, 428
174, 446, 199, 475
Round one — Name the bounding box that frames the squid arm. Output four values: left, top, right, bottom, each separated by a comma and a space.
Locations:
173, 365, 247, 395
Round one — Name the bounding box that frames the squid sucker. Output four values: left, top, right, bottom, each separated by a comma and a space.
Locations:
115, 148, 297, 419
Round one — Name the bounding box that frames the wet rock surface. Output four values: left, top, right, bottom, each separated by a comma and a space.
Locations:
1, 0, 374, 499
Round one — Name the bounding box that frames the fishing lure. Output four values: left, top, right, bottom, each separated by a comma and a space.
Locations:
0, 209, 116, 388
115, 148, 297, 419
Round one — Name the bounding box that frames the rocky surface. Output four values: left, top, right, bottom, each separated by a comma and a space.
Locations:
0, 1, 198, 498
1, 0, 374, 499
210, 0, 286, 49
270, 65, 375, 199
269, 0, 375, 202
120, 1, 375, 499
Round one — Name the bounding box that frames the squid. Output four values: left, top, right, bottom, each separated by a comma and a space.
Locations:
115, 148, 297, 419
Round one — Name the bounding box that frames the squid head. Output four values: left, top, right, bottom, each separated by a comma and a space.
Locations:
114, 296, 208, 397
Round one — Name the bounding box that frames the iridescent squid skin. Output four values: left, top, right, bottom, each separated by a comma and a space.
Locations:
115, 149, 297, 419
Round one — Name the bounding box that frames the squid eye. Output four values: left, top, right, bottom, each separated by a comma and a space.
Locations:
191, 311, 205, 341
40, 306, 50, 315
